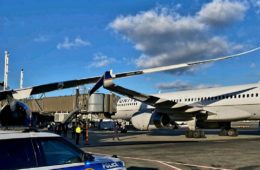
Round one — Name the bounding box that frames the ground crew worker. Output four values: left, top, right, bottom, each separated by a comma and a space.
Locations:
75, 124, 81, 145
113, 122, 120, 141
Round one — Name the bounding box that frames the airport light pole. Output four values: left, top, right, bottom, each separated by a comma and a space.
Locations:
4, 51, 9, 90
20, 69, 24, 89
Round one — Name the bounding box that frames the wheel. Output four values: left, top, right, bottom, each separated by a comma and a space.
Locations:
193, 130, 201, 138
227, 128, 238, 137
199, 130, 206, 138
185, 130, 193, 138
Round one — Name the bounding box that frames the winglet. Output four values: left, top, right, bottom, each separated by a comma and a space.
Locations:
88, 70, 113, 96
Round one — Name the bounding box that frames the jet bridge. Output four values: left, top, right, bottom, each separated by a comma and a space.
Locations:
88, 93, 118, 113
25, 93, 119, 124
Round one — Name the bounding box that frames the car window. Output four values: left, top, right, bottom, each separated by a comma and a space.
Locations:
39, 138, 83, 166
0, 138, 37, 169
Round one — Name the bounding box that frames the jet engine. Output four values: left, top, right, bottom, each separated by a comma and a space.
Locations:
131, 111, 170, 130
0, 100, 32, 126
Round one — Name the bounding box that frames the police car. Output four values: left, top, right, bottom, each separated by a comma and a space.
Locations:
0, 129, 126, 170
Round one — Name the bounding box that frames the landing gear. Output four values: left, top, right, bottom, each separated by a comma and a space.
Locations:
186, 117, 206, 138
219, 128, 238, 137
185, 129, 205, 138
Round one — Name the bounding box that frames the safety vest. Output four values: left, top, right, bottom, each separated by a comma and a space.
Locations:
76, 127, 81, 133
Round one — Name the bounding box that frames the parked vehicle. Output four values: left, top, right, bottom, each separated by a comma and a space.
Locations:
0, 129, 126, 170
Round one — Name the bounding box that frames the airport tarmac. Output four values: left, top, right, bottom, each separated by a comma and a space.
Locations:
74, 129, 260, 170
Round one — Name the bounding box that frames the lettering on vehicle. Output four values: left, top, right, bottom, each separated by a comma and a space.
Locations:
102, 162, 119, 169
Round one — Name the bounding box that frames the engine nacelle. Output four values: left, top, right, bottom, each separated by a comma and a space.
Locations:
131, 112, 170, 130
131, 112, 152, 130
0, 101, 32, 126
152, 112, 171, 128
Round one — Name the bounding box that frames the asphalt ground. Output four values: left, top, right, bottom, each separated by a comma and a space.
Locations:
62, 128, 260, 170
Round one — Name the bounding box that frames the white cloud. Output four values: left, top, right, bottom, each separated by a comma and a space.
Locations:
57, 37, 90, 50
156, 80, 220, 91
109, 1, 248, 74
33, 35, 49, 42
90, 53, 115, 67
197, 0, 247, 26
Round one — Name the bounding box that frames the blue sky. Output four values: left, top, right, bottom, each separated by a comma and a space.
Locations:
1, 0, 260, 96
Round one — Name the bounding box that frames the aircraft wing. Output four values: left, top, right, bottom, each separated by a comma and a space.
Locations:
0, 76, 101, 100
94, 71, 258, 117
101, 71, 191, 110
1, 46, 260, 101
88, 46, 260, 95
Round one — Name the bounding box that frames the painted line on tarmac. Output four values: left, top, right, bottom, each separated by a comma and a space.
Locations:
164, 161, 231, 170
89, 151, 230, 170
122, 156, 181, 170
122, 156, 231, 170
89, 152, 180, 170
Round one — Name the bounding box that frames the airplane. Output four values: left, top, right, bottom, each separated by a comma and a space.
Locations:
89, 47, 260, 138
1, 50, 246, 127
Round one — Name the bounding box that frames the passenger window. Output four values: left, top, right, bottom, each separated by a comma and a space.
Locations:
39, 138, 83, 166
0, 138, 37, 169
256, 93, 259, 97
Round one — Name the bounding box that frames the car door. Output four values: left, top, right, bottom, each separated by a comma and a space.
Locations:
33, 137, 86, 170
0, 138, 37, 170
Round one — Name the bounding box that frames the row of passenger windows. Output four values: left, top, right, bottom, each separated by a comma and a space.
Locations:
118, 102, 138, 106
172, 93, 259, 103
117, 93, 259, 106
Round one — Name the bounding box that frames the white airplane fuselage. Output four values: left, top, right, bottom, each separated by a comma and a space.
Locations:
113, 82, 260, 122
